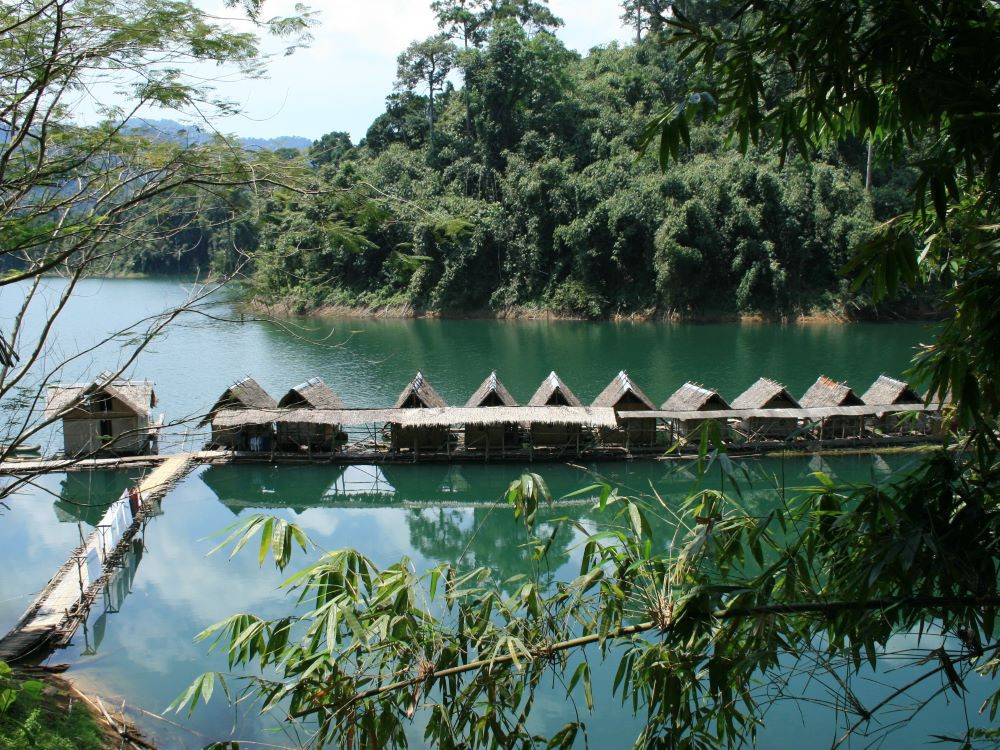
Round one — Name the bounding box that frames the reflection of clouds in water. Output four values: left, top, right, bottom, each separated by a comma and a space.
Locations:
0, 477, 92, 630
415, 506, 474, 532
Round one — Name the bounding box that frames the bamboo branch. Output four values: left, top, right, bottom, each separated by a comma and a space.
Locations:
293, 592, 1000, 718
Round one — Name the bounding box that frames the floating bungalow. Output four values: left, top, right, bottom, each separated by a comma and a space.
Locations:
45, 374, 158, 456
201, 376, 277, 451
861, 375, 926, 434
661, 382, 731, 439
527, 371, 584, 449
592, 371, 656, 447
276, 377, 346, 452
464, 372, 520, 450
391, 371, 449, 452
731, 377, 801, 439
799, 376, 865, 438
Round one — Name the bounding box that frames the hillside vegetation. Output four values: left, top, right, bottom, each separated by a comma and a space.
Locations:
111, 2, 925, 320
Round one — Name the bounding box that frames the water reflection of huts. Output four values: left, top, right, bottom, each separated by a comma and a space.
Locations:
199, 370, 943, 460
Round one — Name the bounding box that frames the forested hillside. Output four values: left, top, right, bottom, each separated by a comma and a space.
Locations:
114, 1, 924, 319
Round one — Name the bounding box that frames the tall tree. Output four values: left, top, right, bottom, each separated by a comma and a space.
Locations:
477, 0, 563, 34
395, 34, 457, 159
0, 0, 313, 474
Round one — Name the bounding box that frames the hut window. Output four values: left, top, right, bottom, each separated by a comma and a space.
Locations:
99, 419, 113, 440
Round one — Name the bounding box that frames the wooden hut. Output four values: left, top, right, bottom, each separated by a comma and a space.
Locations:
464, 371, 521, 450
799, 375, 865, 439
661, 382, 731, 439
592, 371, 656, 448
201, 376, 277, 450
731, 377, 801, 439
45, 374, 158, 456
527, 371, 584, 449
390, 371, 449, 452
861, 374, 925, 434
275, 377, 346, 452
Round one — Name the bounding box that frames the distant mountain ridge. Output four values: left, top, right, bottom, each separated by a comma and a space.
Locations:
126, 118, 311, 151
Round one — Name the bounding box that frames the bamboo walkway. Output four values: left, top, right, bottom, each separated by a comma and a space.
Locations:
0, 453, 198, 664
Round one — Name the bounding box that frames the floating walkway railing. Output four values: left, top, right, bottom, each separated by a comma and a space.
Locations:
0, 454, 197, 664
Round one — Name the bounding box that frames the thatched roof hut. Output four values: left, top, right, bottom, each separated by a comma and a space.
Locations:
861, 375, 922, 405
466, 371, 518, 407
661, 383, 729, 438
861, 375, 927, 435
661, 382, 730, 411
278, 376, 346, 409
731, 378, 800, 440
45, 372, 157, 456
799, 375, 864, 407
527, 372, 584, 449
592, 371, 655, 411
45, 373, 156, 420
275, 377, 346, 452
464, 372, 519, 449
392, 371, 449, 451
394, 371, 447, 409
200, 376, 276, 426
528, 371, 582, 407
592, 371, 656, 447
732, 378, 800, 409
799, 375, 865, 438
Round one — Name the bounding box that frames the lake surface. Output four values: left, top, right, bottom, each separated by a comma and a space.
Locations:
1, 278, 984, 748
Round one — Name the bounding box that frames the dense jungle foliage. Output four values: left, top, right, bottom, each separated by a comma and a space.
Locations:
110, 1, 924, 319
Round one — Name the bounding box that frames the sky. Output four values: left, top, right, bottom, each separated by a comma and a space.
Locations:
191, 0, 633, 143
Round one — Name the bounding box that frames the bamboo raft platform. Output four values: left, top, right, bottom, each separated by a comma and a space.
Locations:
0, 454, 198, 664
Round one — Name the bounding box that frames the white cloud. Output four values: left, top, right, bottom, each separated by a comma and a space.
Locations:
114, 0, 632, 142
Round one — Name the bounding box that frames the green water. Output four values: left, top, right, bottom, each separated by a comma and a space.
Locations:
0, 278, 981, 747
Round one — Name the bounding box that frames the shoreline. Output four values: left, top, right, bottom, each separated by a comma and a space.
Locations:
247, 298, 939, 325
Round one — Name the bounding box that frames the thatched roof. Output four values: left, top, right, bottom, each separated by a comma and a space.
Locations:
200, 376, 276, 425
212, 408, 403, 428
661, 382, 730, 411
861, 375, 922, 405
465, 371, 518, 407
799, 375, 864, 408
732, 377, 800, 410
592, 371, 655, 410
396, 406, 618, 428
44, 373, 155, 419
394, 371, 447, 408
278, 377, 346, 409
211, 406, 620, 429
626, 403, 941, 421
528, 371, 582, 407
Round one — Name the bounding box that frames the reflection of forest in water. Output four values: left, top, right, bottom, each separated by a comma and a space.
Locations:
195, 453, 922, 588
